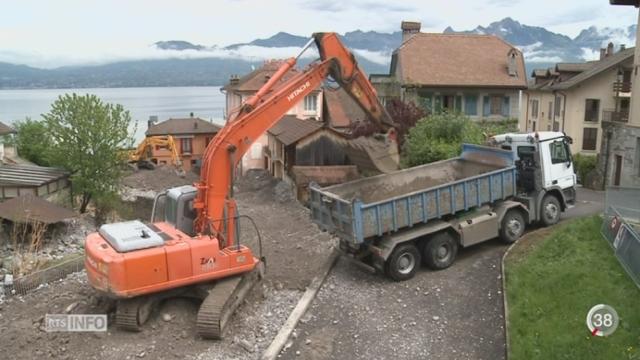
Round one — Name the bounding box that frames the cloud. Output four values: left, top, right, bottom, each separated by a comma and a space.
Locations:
298, 0, 415, 13
486, 0, 521, 6
0, 43, 392, 69
542, 5, 601, 26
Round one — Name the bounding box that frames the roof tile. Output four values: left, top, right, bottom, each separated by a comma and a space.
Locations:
146, 117, 221, 136
395, 33, 527, 88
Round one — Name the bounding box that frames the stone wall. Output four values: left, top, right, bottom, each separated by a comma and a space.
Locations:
595, 121, 640, 189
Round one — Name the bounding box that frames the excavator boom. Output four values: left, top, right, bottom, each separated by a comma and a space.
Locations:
194, 32, 397, 241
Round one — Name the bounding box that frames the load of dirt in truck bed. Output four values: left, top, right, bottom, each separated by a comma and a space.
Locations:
0, 169, 335, 359
327, 159, 503, 204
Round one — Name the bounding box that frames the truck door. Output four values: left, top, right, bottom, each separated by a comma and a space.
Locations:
541, 139, 575, 189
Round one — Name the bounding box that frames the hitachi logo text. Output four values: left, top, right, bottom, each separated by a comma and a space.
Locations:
287, 81, 311, 102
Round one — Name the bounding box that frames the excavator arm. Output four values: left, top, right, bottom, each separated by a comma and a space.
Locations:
194, 32, 396, 245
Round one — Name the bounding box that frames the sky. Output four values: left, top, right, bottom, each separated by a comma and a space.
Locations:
1, 0, 638, 68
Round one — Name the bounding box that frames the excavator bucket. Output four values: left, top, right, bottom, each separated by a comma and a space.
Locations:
345, 134, 399, 174
343, 130, 399, 174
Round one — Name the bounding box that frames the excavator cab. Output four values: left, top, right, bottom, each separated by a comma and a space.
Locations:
152, 185, 197, 237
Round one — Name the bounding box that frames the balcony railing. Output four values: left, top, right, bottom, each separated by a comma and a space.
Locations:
602, 109, 629, 123
613, 81, 632, 93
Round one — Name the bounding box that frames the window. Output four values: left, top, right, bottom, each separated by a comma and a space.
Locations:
418, 91, 433, 113
464, 94, 478, 115
517, 146, 536, 160
483, 95, 509, 116
554, 96, 562, 117
582, 128, 598, 151
584, 99, 600, 122
180, 138, 193, 154
490, 96, 502, 115
549, 141, 569, 164
304, 94, 317, 112
548, 101, 552, 120
532, 121, 536, 131
531, 99, 539, 118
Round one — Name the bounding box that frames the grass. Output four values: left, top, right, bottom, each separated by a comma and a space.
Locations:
505, 216, 640, 360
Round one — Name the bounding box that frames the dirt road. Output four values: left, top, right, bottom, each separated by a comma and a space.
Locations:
281, 187, 604, 360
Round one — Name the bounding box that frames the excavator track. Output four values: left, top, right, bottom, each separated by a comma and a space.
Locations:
115, 297, 149, 332
196, 267, 261, 339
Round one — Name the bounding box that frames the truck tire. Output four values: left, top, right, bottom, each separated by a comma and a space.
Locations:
423, 232, 458, 270
540, 195, 561, 226
500, 209, 525, 244
385, 243, 420, 281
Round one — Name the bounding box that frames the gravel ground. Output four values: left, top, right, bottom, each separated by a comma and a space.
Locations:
281, 187, 604, 360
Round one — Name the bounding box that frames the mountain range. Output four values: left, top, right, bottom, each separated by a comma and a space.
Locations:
0, 18, 636, 89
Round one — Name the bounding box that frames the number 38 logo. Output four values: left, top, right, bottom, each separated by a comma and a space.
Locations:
586, 304, 619, 337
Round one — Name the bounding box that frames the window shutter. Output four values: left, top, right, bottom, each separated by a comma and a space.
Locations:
482, 96, 490, 116
455, 96, 462, 112
502, 97, 510, 117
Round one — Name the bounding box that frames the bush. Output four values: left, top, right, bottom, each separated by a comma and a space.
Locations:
403, 112, 485, 166
573, 153, 598, 184
477, 118, 519, 137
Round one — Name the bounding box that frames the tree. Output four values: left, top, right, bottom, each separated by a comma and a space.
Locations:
43, 94, 136, 213
349, 99, 424, 151
384, 99, 424, 147
13, 118, 54, 166
403, 112, 485, 167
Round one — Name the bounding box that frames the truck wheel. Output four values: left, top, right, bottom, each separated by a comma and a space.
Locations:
500, 209, 525, 244
423, 232, 458, 270
385, 243, 420, 281
540, 195, 561, 226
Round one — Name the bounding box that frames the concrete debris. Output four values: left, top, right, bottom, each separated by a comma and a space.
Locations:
274, 181, 294, 203
235, 338, 255, 353
64, 302, 78, 314
161, 313, 173, 322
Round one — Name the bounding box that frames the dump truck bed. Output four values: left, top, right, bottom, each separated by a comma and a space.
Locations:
309, 144, 516, 245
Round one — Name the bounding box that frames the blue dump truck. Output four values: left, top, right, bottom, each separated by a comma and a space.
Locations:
310, 133, 577, 280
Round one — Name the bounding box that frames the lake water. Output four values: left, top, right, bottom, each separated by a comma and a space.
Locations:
0, 86, 227, 140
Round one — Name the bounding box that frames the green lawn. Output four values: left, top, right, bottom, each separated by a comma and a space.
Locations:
505, 216, 640, 360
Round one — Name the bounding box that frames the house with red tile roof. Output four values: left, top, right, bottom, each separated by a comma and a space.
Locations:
371, 21, 527, 121
145, 116, 221, 172
222, 60, 324, 174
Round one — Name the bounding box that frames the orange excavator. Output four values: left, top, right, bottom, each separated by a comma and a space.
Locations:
84, 32, 396, 339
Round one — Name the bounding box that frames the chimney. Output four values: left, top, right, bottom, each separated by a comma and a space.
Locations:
600, 48, 606, 60
147, 115, 158, 129
607, 42, 614, 57
401, 21, 421, 42
620, 44, 626, 52
507, 49, 518, 76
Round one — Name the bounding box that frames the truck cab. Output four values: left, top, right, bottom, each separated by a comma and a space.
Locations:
491, 131, 576, 226
492, 132, 576, 195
